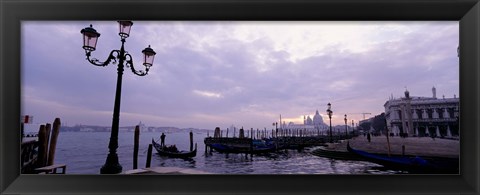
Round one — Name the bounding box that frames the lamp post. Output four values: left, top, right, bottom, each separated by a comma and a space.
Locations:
326, 103, 333, 143
351, 120, 354, 136
344, 114, 348, 138
81, 21, 156, 174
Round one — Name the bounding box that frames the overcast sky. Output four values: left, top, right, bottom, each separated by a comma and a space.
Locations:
21, 21, 459, 129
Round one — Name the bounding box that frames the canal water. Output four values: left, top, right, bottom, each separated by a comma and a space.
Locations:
54, 131, 397, 174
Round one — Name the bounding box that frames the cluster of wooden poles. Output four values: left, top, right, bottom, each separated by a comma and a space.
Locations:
210, 127, 329, 140
132, 125, 152, 170
21, 118, 66, 174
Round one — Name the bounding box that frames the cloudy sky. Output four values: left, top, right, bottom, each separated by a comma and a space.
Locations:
21, 21, 459, 129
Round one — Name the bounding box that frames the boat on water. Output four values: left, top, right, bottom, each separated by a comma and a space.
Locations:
210, 139, 277, 154
152, 139, 197, 158
346, 142, 458, 174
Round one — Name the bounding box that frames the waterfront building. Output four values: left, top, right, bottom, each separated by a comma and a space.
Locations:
285, 110, 328, 131
384, 87, 459, 137
305, 110, 327, 127
358, 118, 374, 134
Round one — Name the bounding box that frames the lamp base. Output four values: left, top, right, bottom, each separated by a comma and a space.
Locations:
100, 153, 123, 174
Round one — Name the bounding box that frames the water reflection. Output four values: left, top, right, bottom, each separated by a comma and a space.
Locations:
329, 159, 337, 174
55, 132, 398, 174
152, 154, 197, 168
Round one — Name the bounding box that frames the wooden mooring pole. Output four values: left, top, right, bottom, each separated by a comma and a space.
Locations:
250, 138, 253, 157
386, 130, 391, 157
44, 123, 52, 161
47, 118, 61, 166
146, 144, 153, 168
37, 125, 48, 167
239, 128, 243, 138
190, 131, 194, 151
133, 125, 140, 169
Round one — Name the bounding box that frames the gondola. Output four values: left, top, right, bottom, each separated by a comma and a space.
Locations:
152, 139, 197, 158
346, 142, 457, 173
210, 140, 277, 154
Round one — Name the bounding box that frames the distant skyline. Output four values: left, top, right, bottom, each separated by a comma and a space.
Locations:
22, 21, 459, 129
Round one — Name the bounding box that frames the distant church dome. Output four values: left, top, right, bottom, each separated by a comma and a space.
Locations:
313, 110, 324, 126
404, 89, 410, 99
306, 116, 313, 125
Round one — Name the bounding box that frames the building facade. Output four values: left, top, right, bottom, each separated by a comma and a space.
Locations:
384, 87, 459, 137
284, 110, 328, 131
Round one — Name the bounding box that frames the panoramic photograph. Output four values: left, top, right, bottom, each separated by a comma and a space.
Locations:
20, 21, 459, 175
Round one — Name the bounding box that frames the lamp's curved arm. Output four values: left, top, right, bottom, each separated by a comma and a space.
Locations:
86, 50, 120, 67
125, 53, 149, 76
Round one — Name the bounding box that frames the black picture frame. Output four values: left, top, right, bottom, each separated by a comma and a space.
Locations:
1, 0, 478, 194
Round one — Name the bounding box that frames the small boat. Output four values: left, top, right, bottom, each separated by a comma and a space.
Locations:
346, 142, 457, 173
152, 139, 197, 158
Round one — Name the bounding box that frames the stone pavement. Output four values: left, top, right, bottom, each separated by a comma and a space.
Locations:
324, 135, 459, 158
123, 166, 211, 174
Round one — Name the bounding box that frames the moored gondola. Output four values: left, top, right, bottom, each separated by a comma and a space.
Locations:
152, 139, 197, 158
210, 139, 277, 154
346, 142, 458, 174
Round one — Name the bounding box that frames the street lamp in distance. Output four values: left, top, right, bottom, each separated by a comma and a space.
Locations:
351, 120, 355, 136
344, 114, 348, 138
326, 103, 333, 143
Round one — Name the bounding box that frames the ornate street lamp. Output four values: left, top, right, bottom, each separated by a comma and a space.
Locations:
326, 103, 333, 143
81, 21, 156, 174
351, 120, 354, 136
344, 114, 348, 138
